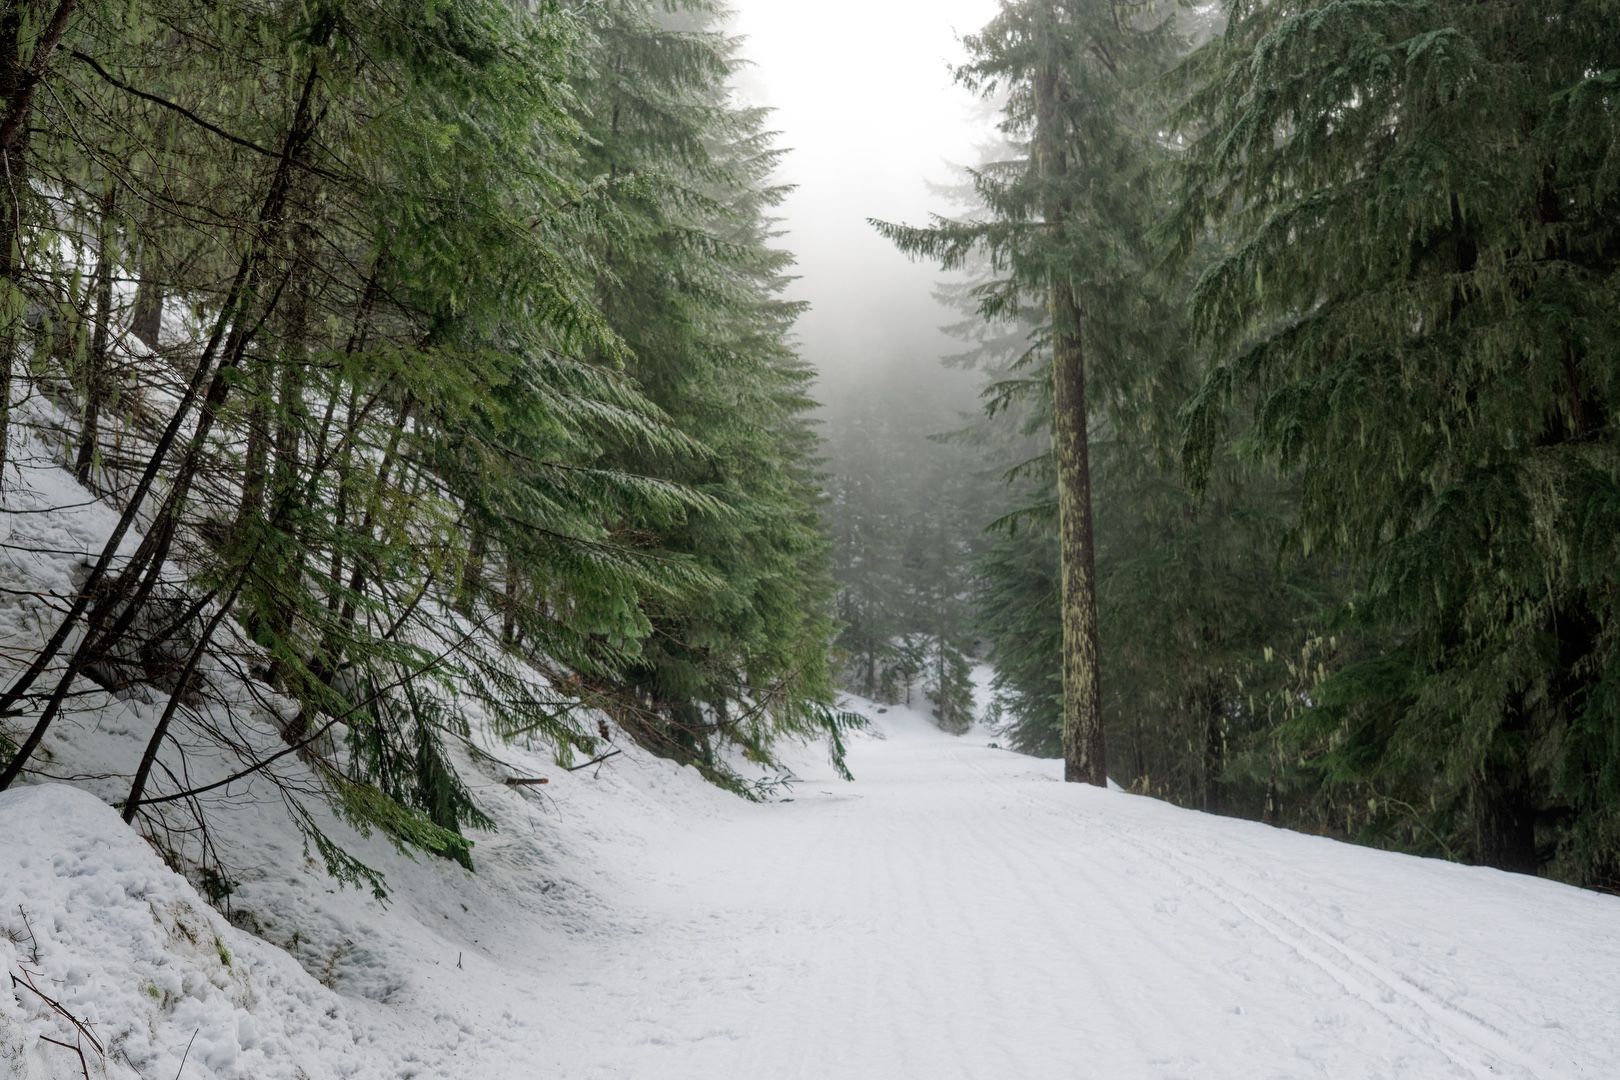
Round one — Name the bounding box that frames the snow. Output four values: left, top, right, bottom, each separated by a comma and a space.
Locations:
5, 680, 1618, 1079
0, 785, 389, 1080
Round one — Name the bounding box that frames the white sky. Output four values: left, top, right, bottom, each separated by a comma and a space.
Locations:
725, 0, 1003, 390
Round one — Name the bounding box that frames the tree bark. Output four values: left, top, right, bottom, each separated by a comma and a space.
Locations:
129, 114, 177, 352
75, 183, 116, 487
0, 2, 21, 494
1034, 24, 1107, 787
237, 354, 272, 523
502, 560, 518, 646
261, 261, 375, 688
458, 521, 486, 614
285, 394, 411, 741
1201, 680, 1225, 813
0, 0, 80, 485
129, 263, 162, 350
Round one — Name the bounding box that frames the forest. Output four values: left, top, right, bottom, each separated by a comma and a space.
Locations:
0, 0, 1613, 890
0, 0, 1617, 1076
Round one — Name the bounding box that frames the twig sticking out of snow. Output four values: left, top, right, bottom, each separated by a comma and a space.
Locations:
172, 1027, 199, 1079
11, 905, 39, 965
10, 962, 105, 1077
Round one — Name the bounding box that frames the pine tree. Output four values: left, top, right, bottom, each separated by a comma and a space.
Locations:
563, 0, 846, 790
1175, 0, 1620, 880
0, 0, 849, 894
820, 357, 996, 730
877, 6, 1338, 821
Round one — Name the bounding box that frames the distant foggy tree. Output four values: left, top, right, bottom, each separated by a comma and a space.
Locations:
821, 366, 993, 732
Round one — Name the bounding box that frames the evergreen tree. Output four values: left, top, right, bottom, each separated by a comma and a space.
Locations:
820, 363, 994, 731
1175, 0, 1620, 880
564, 0, 846, 790
877, 0, 1181, 783
883, 6, 1336, 823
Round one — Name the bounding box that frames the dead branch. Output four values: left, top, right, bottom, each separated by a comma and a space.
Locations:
11, 967, 106, 1063
36, 1035, 90, 1080
565, 749, 622, 773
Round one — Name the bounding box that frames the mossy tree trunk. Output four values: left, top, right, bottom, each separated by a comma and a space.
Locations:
1035, 22, 1106, 787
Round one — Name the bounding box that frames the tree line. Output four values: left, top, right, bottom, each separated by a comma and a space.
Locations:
871, 0, 1619, 887
0, 0, 850, 893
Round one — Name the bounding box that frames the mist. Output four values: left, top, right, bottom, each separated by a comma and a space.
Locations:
726, 0, 1001, 402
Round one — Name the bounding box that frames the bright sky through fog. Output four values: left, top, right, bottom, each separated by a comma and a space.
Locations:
725, 0, 1002, 386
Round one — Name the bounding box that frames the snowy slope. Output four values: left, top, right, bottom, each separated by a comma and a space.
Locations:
5, 686, 1618, 1079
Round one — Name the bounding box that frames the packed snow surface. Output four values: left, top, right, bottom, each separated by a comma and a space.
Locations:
4, 691, 1618, 1079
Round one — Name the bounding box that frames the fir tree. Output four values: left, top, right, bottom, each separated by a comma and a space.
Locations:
820, 360, 995, 731
1175, 0, 1620, 880
563, 0, 846, 789
0, 0, 850, 893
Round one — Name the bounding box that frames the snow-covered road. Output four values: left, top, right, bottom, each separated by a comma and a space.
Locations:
6, 693, 1617, 1079
517, 700, 1617, 1080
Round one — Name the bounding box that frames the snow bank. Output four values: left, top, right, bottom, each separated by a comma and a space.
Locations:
0, 733, 773, 1080
0, 785, 398, 1080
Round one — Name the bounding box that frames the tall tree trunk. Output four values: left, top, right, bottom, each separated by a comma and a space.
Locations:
261, 259, 375, 688
458, 520, 486, 615
285, 395, 411, 742
502, 561, 518, 647
1201, 680, 1225, 813
75, 183, 116, 487
935, 634, 945, 723
244, 229, 311, 654
266, 258, 309, 474
237, 354, 272, 524
129, 114, 178, 352
327, 383, 360, 616
0, 12, 27, 494
1035, 26, 1107, 787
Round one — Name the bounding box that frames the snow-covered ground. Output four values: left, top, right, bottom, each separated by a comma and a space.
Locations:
4, 681, 1617, 1079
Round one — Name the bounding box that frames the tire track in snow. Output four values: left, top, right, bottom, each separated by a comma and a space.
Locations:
806, 770, 1046, 1078
512, 717, 1599, 1079
947, 749, 1464, 1078
941, 783, 1220, 1074
913, 778, 1136, 1076
1146, 829, 1577, 1080
1140, 836, 1569, 1080
951, 745, 1562, 1080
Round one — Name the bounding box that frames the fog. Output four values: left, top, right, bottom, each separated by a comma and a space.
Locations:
726, 0, 1002, 399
